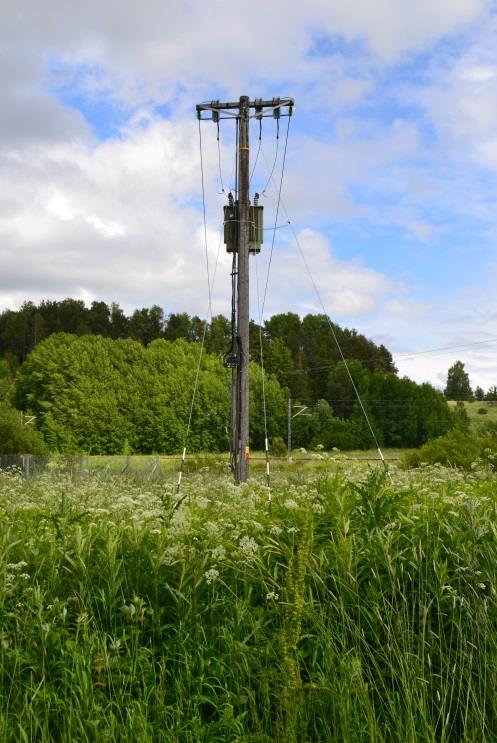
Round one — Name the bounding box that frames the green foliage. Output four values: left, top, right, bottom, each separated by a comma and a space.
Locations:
2, 464, 497, 740
14, 334, 291, 454
0, 359, 14, 404
0, 404, 48, 454
269, 435, 287, 457
4, 301, 458, 454
444, 360, 473, 401
326, 364, 452, 449
401, 429, 497, 469
452, 400, 471, 431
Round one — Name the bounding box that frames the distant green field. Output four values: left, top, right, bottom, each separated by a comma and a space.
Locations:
447, 399, 497, 425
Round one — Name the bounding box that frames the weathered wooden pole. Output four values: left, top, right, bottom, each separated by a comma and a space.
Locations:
237, 95, 250, 482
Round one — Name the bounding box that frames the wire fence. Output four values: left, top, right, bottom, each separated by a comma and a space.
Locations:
0, 452, 400, 482
0, 454, 186, 481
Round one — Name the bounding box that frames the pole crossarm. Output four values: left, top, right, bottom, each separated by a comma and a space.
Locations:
196, 97, 294, 120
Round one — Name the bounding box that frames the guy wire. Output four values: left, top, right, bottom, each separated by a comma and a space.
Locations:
175, 121, 221, 496
259, 144, 388, 473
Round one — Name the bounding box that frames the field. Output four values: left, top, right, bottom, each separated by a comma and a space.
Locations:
1, 459, 497, 742
447, 399, 497, 425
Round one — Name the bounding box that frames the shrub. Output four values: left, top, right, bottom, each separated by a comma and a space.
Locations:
401, 429, 496, 470
270, 436, 287, 457
0, 404, 48, 454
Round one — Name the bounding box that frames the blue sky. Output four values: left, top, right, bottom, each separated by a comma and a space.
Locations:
1, 0, 497, 390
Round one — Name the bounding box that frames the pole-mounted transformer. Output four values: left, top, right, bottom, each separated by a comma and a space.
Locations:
196, 96, 294, 483
224, 192, 263, 255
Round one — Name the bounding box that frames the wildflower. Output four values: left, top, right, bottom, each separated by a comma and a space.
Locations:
204, 568, 219, 584
284, 498, 298, 510
239, 535, 258, 558
211, 545, 226, 561
6, 561, 28, 571
266, 591, 279, 601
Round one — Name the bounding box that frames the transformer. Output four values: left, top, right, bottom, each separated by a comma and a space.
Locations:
223, 193, 263, 255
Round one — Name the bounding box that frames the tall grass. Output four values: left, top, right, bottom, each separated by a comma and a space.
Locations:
1, 461, 497, 741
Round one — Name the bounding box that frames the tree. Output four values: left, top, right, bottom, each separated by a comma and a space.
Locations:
485, 386, 497, 401
444, 361, 473, 401
16, 334, 285, 454
475, 385, 485, 401
0, 405, 48, 454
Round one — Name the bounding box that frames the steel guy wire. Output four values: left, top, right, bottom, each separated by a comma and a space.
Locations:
176, 122, 223, 495
259, 144, 388, 473
254, 252, 271, 498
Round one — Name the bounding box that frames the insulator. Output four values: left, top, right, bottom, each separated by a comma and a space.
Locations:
253, 192, 259, 206
212, 110, 219, 123
228, 192, 234, 207
255, 98, 263, 120
273, 106, 280, 119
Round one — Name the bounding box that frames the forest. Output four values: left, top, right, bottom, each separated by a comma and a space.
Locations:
0, 299, 454, 454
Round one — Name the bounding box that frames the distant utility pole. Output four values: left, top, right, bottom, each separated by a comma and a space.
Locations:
196, 96, 294, 483
287, 398, 310, 461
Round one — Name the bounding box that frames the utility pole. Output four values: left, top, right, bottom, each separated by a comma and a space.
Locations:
196, 96, 294, 483
237, 95, 250, 482
287, 398, 310, 461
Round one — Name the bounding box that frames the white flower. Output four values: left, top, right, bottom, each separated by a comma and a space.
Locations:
284, 499, 298, 510
211, 545, 226, 561
239, 535, 258, 557
266, 591, 279, 601
204, 568, 219, 584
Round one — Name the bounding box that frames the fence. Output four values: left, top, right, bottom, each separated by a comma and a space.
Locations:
0, 454, 183, 481
0, 452, 398, 481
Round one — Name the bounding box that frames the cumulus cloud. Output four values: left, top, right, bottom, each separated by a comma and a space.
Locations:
1, 0, 497, 391
257, 228, 391, 318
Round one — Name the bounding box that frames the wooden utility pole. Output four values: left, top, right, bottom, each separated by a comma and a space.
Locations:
196, 96, 294, 483
237, 95, 250, 482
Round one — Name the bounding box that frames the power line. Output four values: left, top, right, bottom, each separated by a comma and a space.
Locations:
394, 337, 497, 361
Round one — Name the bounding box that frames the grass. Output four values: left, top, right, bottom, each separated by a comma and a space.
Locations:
7, 450, 403, 485
1, 461, 497, 741
447, 399, 497, 425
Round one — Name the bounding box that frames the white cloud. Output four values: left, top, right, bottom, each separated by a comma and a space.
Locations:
1, 0, 497, 392
257, 228, 391, 318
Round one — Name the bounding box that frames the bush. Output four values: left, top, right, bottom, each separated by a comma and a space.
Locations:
270, 436, 287, 457
401, 429, 496, 470
0, 405, 48, 454
478, 407, 488, 415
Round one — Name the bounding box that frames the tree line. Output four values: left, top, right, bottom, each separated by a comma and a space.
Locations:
0, 300, 395, 401
0, 299, 456, 455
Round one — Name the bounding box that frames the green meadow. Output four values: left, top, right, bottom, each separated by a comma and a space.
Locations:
1, 458, 497, 742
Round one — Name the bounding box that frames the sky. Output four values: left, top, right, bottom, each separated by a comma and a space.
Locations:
1, 0, 497, 391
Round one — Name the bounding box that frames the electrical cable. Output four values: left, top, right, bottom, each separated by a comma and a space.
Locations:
260, 116, 291, 319
259, 145, 388, 472
260, 118, 280, 196
288, 219, 389, 472
254, 253, 271, 497
253, 115, 291, 502
175, 122, 221, 495
249, 118, 262, 187
216, 120, 226, 195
